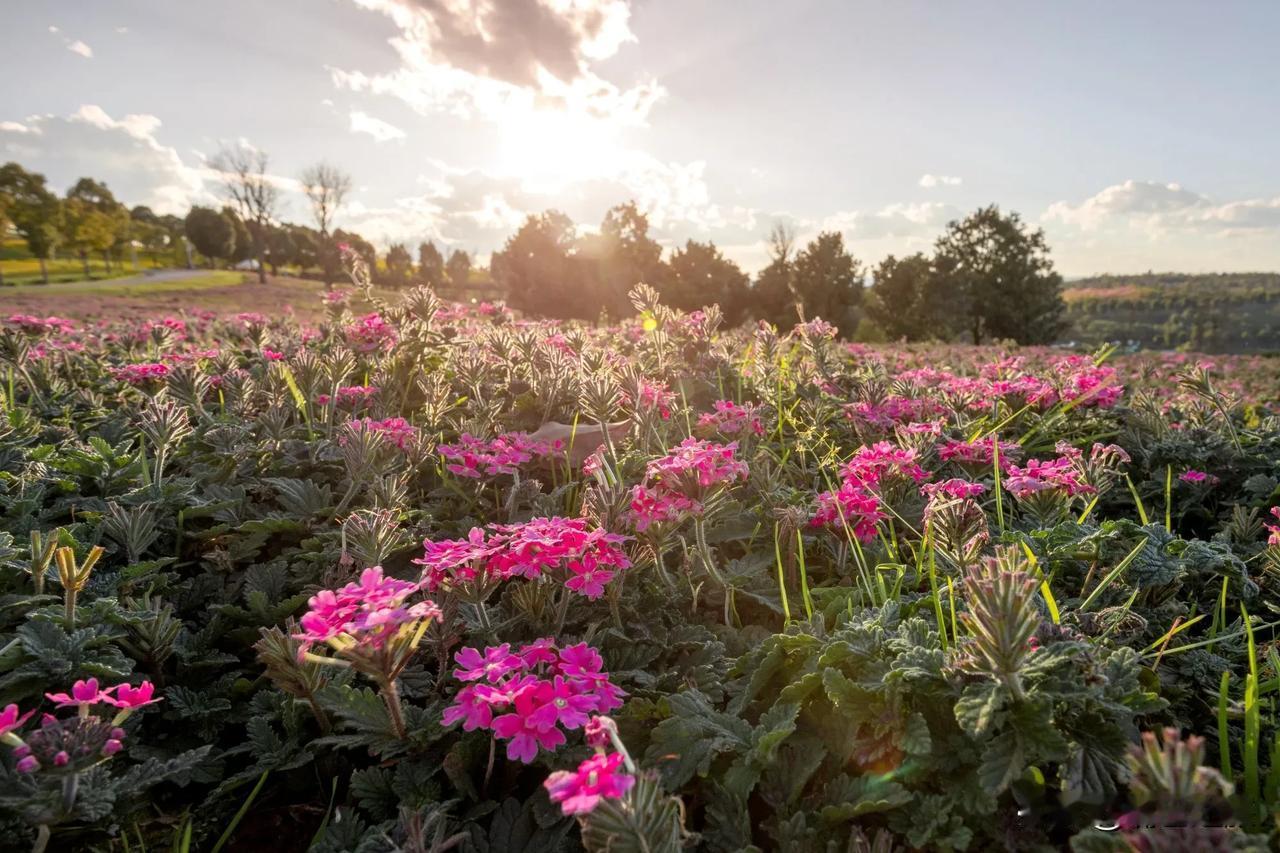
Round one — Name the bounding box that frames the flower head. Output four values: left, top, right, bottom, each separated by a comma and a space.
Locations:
545, 752, 635, 815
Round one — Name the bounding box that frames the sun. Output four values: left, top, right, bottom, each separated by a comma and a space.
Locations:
495, 108, 626, 193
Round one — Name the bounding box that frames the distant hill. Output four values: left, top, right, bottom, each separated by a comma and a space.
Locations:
1062, 272, 1280, 353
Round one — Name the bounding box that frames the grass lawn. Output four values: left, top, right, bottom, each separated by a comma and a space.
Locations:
0, 238, 152, 285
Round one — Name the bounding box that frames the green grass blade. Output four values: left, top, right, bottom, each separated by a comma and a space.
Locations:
210, 770, 270, 853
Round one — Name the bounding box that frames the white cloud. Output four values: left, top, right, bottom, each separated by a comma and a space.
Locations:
332, 0, 662, 127
0, 105, 210, 215
1042, 179, 1280, 237
824, 201, 958, 241
66, 39, 93, 59
349, 109, 406, 142
115, 26, 130, 35
1042, 180, 1280, 273
919, 174, 961, 188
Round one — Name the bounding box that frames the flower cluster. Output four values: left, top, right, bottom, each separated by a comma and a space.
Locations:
546, 752, 635, 815
696, 400, 765, 438
6, 314, 76, 335
347, 416, 417, 450
622, 379, 676, 420
1266, 507, 1280, 547
643, 438, 749, 494
1004, 456, 1094, 500
437, 432, 565, 479
417, 517, 631, 600
841, 441, 930, 491
810, 481, 886, 540
316, 385, 378, 408
344, 312, 398, 353
0, 679, 161, 774
938, 436, 1022, 468
922, 478, 987, 500
443, 639, 624, 763
112, 362, 170, 385
296, 566, 440, 654
628, 438, 748, 532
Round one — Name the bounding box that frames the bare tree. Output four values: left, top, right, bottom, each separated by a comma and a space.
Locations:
211, 144, 280, 284
300, 161, 352, 288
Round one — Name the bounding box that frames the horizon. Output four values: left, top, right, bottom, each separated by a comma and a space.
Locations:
3, 0, 1279, 276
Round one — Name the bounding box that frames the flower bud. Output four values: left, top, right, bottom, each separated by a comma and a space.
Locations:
102, 739, 123, 756
53, 750, 70, 767
15, 755, 39, 773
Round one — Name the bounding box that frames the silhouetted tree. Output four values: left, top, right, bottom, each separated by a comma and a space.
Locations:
580, 201, 663, 319
386, 242, 412, 286
225, 207, 253, 264
792, 230, 862, 336
748, 223, 799, 326
492, 211, 584, 318
932, 205, 1065, 344
64, 178, 128, 276
865, 253, 937, 340
661, 239, 751, 324
418, 241, 445, 287
446, 249, 472, 290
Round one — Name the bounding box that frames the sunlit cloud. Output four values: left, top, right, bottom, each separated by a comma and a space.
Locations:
349, 109, 407, 142
919, 174, 961, 188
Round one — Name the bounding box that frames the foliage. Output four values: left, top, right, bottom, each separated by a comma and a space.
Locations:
0, 275, 1277, 851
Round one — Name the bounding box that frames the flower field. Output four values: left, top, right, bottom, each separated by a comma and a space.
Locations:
1, 273, 1278, 852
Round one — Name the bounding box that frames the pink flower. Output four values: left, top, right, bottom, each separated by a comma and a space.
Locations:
46, 678, 114, 708
108, 682, 160, 710
1179, 470, 1209, 483
112, 362, 170, 385
262, 348, 284, 361
295, 567, 440, 652
344, 313, 398, 353
1266, 507, 1280, 547
810, 481, 884, 541
545, 753, 635, 815
0, 704, 34, 738
922, 478, 987, 500
437, 432, 564, 479
453, 644, 523, 683
527, 676, 596, 731
442, 638, 624, 763
696, 400, 765, 438
346, 416, 417, 450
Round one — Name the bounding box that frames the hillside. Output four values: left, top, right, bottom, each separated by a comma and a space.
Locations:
1063, 272, 1280, 353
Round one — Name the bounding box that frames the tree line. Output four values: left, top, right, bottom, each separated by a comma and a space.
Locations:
2, 153, 1067, 345
492, 202, 1065, 344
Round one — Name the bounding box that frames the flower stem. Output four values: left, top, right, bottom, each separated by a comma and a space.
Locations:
61, 773, 79, 815
380, 679, 407, 739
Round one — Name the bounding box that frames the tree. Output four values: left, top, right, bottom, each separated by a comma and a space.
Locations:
791, 230, 863, 336
64, 178, 128, 276
582, 201, 663, 319
129, 205, 170, 268
418, 241, 445, 287
747, 223, 799, 326
660, 240, 751, 323
184, 206, 236, 268
263, 225, 296, 276
299, 161, 352, 287
0, 163, 63, 284
224, 207, 252, 264
491, 211, 584, 318
864, 253, 937, 340
932, 205, 1066, 344
212, 144, 281, 284
385, 242, 412, 286
446, 249, 471, 290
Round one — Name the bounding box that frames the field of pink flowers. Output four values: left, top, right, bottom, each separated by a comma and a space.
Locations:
0, 272, 1278, 851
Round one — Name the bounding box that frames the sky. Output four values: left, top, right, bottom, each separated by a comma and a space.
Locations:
3, 0, 1279, 276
